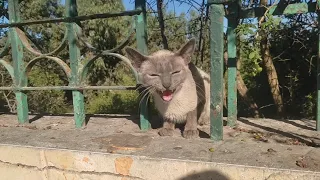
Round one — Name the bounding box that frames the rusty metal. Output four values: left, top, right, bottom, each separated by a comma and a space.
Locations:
0, 9, 142, 28
16, 27, 68, 56
0, 86, 136, 91
3, 0, 319, 136
209, 3, 225, 141
1, 0, 148, 129
8, 0, 29, 123
76, 17, 136, 54
236, 2, 316, 19
135, 0, 151, 131
24, 56, 72, 80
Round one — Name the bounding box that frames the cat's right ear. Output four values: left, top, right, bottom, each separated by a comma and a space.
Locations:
125, 47, 147, 70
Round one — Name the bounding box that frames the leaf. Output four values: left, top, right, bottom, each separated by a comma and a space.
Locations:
249, 52, 256, 59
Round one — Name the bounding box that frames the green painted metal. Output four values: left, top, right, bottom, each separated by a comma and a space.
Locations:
3, 0, 320, 135
0, 10, 142, 28
16, 26, 68, 56
237, 2, 316, 19
207, 0, 236, 4
80, 52, 139, 84
25, 56, 71, 81
2, 0, 149, 130
209, 4, 225, 141
0, 60, 15, 81
76, 18, 136, 54
135, 0, 151, 131
317, 7, 320, 131
0, 86, 136, 91
226, 4, 238, 127
78, 23, 138, 84
8, 0, 29, 124
66, 0, 86, 128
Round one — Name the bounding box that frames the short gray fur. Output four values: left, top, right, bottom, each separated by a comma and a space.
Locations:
125, 39, 210, 139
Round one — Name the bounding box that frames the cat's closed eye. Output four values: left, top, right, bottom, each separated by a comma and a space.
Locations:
149, 74, 160, 77
172, 70, 181, 75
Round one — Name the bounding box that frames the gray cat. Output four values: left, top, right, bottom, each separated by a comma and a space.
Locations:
125, 38, 210, 139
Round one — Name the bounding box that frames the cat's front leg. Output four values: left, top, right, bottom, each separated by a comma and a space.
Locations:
158, 120, 175, 136
183, 109, 199, 139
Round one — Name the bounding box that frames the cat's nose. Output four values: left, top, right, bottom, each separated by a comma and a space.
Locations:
162, 82, 171, 89
162, 75, 171, 89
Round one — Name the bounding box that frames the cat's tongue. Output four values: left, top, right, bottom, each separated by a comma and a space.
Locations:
162, 90, 173, 101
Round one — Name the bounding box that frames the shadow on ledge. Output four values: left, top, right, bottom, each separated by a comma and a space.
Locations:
178, 170, 230, 180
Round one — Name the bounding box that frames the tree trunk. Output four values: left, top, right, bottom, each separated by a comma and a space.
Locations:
259, 0, 284, 116
156, 0, 169, 49
236, 56, 260, 118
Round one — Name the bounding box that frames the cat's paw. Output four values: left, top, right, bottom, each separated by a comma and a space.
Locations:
158, 128, 174, 136
183, 130, 199, 139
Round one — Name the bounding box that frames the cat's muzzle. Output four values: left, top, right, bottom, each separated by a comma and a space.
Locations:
158, 89, 176, 102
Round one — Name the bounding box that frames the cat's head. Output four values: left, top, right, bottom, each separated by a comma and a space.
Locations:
125, 38, 196, 102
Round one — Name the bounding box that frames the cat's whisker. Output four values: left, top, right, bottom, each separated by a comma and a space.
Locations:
194, 83, 206, 99
137, 88, 155, 114
136, 84, 147, 90
138, 88, 153, 112
194, 82, 206, 93
137, 86, 153, 99
136, 85, 149, 92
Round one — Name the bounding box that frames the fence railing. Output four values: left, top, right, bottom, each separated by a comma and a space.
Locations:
0, 0, 151, 129
0, 0, 319, 142
208, 0, 320, 140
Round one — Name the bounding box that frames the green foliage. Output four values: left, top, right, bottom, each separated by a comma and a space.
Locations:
302, 92, 316, 119
85, 65, 138, 114
260, 14, 281, 32
235, 23, 262, 81
27, 65, 69, 113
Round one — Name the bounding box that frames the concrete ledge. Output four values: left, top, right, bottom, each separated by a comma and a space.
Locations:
0, 144, 319, 180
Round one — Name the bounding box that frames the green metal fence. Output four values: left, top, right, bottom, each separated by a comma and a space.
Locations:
0, 0, 319, 142
0, 0, 150, 129
208, 0, 320, 141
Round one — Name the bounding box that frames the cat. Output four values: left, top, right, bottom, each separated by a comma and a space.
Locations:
125, 38, 210, 139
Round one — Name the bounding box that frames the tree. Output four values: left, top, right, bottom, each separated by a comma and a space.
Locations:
258, 0, 284, 116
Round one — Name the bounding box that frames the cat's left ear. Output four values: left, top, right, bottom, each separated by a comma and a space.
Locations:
125, 47, 148, 70
176, 38, 196, 64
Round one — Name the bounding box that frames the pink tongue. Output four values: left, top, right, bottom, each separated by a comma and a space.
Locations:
162, 90, 173, 101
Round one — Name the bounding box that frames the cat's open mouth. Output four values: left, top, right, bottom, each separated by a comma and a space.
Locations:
159, 90, 175, 102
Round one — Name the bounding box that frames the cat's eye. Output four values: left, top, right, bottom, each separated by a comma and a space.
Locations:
172, 70, 181, 75
149, 74, 159, 77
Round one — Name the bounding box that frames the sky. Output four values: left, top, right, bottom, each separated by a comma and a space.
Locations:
60, 0, 202, 15
123, 0, 199, 15
122, 0, 228, 31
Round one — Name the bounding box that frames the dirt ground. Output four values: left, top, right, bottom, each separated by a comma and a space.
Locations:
0, 113, 319, 172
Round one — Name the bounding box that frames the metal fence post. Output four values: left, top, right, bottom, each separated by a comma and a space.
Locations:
227, 3, 238, 127
8, 0, 29, 123
208, 1, 224, 141
66, 0, 86, 127
135, 0, 151, 130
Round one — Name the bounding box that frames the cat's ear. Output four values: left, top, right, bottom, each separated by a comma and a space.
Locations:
125, 47, 148, 70
176, 38, 196, 64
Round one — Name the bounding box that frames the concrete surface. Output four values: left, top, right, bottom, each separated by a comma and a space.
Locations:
0, 114, 319, 180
